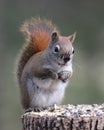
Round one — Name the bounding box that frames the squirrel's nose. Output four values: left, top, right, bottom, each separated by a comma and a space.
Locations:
63, 54, 70, 63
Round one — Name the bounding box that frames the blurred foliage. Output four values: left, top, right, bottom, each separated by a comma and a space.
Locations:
0, 0, 104, 130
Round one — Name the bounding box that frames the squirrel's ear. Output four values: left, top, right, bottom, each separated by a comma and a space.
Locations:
68, 32, 76, 43
51, 32, 59, 42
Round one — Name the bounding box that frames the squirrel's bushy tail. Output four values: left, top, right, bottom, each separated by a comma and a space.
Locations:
17, 18, 59, 82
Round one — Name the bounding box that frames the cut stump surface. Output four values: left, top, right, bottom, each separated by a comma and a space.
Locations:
22, 104, 104, 130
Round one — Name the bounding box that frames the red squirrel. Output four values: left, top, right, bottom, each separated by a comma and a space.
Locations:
16, 18, 76, 110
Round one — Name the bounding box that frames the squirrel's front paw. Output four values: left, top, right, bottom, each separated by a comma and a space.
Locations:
58, 71, 72, 82
51, 72, 58, 80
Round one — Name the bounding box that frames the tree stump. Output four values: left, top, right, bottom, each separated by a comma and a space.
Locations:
21, 104, 104, 130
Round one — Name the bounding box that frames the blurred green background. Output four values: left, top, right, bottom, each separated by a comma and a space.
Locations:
0, 0, 104, 129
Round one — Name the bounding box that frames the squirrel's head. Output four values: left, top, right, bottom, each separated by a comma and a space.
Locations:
47, 32, 76, 67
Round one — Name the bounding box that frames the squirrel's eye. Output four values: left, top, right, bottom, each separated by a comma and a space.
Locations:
72, 47, 75, 54
72, 50, 75, 54
54, 45, 60, 53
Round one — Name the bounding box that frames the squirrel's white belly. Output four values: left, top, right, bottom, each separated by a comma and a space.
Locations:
30, 79, 69, 107
27, 63, 72, 108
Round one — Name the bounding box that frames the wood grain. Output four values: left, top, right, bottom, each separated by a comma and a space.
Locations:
21, 104, 104, 130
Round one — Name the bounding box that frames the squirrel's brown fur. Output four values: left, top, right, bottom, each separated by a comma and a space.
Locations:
17, 18, 59, 83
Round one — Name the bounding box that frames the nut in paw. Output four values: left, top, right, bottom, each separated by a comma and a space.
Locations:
58, 71, 72, 82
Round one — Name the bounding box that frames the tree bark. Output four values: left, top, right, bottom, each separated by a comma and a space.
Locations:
21, 104, 104, 130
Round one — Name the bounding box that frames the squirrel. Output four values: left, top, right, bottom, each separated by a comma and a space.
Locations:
16, 18, 76, 110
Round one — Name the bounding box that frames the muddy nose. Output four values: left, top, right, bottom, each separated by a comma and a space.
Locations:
63, 54, 70, 63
